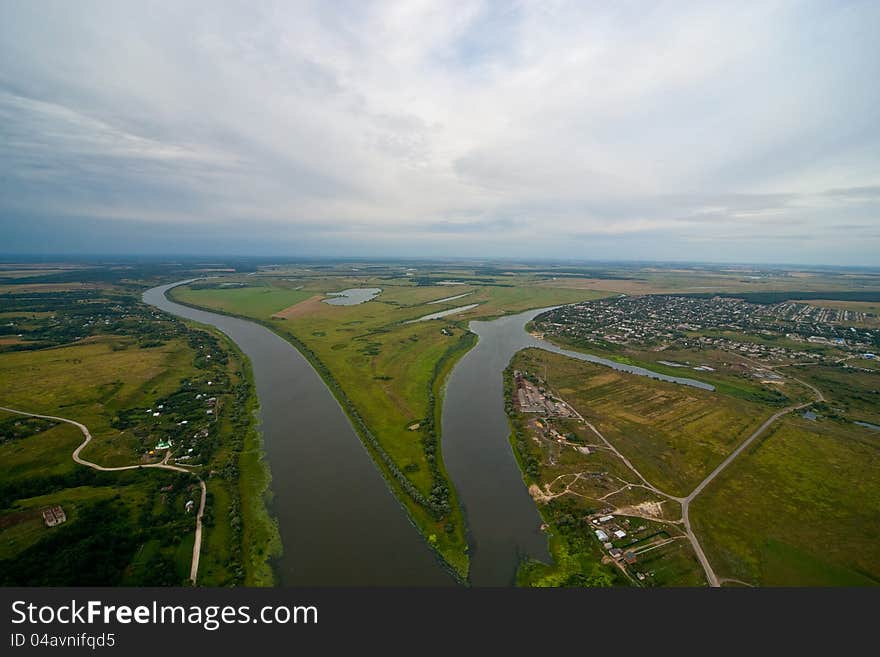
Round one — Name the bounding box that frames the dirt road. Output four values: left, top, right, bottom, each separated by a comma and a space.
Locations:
0, 405, 207, 585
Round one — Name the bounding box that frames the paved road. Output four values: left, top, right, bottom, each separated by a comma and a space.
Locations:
0, 405, 207, 585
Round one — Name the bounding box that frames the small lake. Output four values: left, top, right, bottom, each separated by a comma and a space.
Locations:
323, 288, 381, 305
442, 305, 715, 586
405, 304, 480, 324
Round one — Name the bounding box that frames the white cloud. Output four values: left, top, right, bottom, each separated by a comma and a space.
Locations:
0, 0, 878, 263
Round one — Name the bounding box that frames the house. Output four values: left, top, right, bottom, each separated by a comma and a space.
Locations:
598, 515, 614, 523
609, 548, 623, 559
623, 551, 637, 565
41, 506, 66, 527
595, 529, 609, 542
614, 529, 627, 539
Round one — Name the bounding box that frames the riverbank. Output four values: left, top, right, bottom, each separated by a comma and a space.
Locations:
159, 283, 462, 584
220, 336, 282, 586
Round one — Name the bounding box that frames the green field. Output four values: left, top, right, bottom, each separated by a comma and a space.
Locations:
514, 348, 773, 497
691, 415, 880, 586
170, 284, 313, 318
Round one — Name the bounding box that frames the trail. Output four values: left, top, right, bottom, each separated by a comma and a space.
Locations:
0, 405, 206, 585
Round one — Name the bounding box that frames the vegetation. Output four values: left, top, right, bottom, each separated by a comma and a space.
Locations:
0, 268, 278, 585
506, 350, 710, 586
691, 416, 880, 586
169, 268, 608, 579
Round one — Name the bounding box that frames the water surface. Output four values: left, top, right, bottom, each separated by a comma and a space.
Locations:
144, 282, 452, 586
442, 306, 714, 586
323, 288, 381, 305
405, 304, 480, 324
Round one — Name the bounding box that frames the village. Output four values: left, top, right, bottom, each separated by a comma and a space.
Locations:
534, 295, 879, 366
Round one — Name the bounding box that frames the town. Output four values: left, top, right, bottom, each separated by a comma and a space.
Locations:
533, 295, 879, 366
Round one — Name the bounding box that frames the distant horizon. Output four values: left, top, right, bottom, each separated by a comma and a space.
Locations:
2, 2, 879, 266
1, 252, 878, 272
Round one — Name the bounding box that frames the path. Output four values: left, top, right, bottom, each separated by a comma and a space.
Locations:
0, 405, 206, 585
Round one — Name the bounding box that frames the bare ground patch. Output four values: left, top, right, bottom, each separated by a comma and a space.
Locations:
271, 294, 325, 319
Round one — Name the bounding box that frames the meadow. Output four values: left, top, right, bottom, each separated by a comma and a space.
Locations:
171, 283, 313, 319
513, 348, 773, 497
690, 415, 880, 585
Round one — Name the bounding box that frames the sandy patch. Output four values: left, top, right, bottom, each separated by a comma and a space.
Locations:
271, 294, 325, 319
616, 500, 665, 518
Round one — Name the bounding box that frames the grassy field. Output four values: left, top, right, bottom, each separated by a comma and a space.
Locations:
803, 299, 880, 316
169, 273, 612, 578
506, 351, 706, 586
171, 284, 313, 319
540, 332, 815, 407
514, 348, 773, 497
787, 364, 880, 425
0, 337, 194, 466
691, 415, 880, 586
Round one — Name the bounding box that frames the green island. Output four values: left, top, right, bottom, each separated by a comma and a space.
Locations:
169, 264, 607, 578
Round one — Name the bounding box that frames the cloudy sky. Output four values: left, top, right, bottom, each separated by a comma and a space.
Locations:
1, 1, 878, 264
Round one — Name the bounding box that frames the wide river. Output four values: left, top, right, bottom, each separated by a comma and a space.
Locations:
441, 306, 712, 585
146, 285, 713, 586
144, 282, 453, 586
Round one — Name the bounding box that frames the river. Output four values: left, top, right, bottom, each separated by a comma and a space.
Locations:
441, 306, 713, 586
143, 282, 453, 586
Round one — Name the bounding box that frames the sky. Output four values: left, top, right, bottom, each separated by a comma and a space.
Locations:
1, 0, 879, 265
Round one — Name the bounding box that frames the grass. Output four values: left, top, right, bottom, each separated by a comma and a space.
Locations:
789, 364, 880, 424
0, 337, 194, 466
0, 415, 83, 483
171, 285, 313, 319
542, 333, 811, 407
0, 295, 276, 585
514, 348, 773, 497
691, 415, 880, 586
1, 484, 124, 560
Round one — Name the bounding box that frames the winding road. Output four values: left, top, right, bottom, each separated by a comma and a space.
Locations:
0, 405, 206, 585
